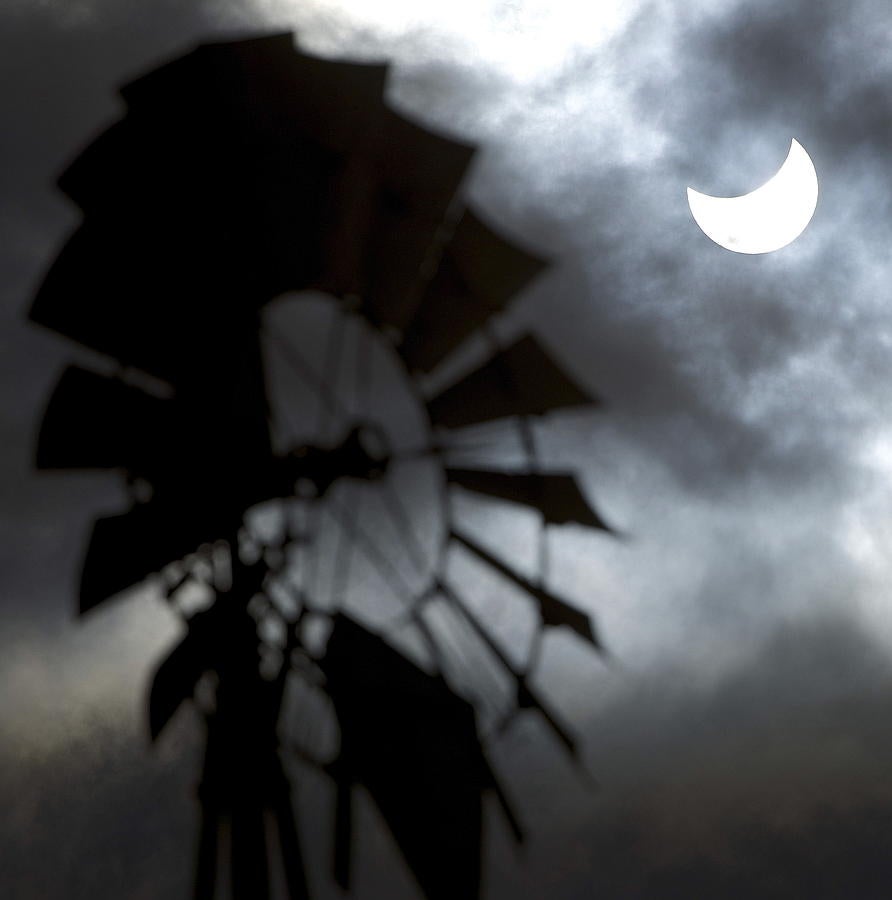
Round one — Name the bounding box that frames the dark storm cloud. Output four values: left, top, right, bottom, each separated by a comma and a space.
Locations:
598, 615, 892, 899
483, 614, 892, 899
0, 711, 196, 899
675, 0, 892, 164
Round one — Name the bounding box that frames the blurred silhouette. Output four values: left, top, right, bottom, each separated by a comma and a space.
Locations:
31, 32, 610, 899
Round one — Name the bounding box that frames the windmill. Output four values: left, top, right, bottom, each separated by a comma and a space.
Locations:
31, 32, 612, 900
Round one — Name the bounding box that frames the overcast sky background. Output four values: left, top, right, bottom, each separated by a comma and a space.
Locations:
6, 0, 892, 897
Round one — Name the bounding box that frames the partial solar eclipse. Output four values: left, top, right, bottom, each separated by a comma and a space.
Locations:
687, 139, 818, 254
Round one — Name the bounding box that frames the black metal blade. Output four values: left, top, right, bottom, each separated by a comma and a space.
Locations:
400, 208, 548, 373
36, 365, 168, 472
438, 581, 579, 757
427, 334, 596, 429
78, 503, 230, 614
451, 530, 602, 649
359, 109, 476, 332
447, 467, 611, 531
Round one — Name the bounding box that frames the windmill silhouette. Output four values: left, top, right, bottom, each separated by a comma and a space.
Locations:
31, 32, 611, 900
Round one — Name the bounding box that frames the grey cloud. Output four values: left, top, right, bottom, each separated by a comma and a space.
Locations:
482, 614, 892, 898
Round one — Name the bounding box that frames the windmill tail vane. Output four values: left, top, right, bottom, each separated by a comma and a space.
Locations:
30, 31, 612, 900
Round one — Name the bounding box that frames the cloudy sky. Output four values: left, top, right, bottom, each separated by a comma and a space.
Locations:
6, 0, 892, 897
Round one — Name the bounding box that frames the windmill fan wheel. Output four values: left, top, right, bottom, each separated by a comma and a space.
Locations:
30, 31, 613, 900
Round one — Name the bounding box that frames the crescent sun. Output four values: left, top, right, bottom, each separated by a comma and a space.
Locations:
687, 138, 818, 254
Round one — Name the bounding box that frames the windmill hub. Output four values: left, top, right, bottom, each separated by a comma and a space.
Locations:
285, 423, 391, 497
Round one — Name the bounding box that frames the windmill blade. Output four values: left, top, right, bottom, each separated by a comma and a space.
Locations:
448, 208, 549, 309
119, 34, 389, 155
479, 756, 524, 844
378, 108, 475, 203
358, 109, 476, 332
79, 502, 232, 614
29, 222, 267, 385
123, 37, 383, 302
56, 118, 134, 213
36, 35, 390, 378
36, 365, 168, 472
36, 30, 471, 379
79, 506, 180, 614
447, 467, 612, 531
513, 679, 577, 757
30, 223, 180, 382
451, 530, 602, 649
317, 153, 380, 300
438, 582, 579, 757
361, 209, 447, 331
121, 34, 397, 316
399, 208, 549, 373
71, 35, 380, 217
35, 359, 276, 501
426, 334, 597, 429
